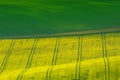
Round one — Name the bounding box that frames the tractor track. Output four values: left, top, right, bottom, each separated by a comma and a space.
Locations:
102, 34, 110, 80
46, 37, 60, 80
0, 40, 15, 74
75, 36, 82, 80
16, 39, 38, 80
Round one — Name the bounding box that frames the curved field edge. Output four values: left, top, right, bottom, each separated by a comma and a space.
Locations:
0, 28, 120, 39
0, 55, 120, 80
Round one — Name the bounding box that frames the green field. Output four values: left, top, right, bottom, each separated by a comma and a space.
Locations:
0, 0, 120, 37
0, 32, 120, 80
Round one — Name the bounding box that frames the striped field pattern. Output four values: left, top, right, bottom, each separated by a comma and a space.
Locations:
0, 32, 120, 80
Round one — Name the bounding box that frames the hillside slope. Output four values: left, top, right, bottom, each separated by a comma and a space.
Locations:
0, 0, 120, 37
0, 32, 119, 80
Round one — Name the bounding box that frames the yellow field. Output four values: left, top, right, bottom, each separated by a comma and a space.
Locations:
0, 32, 119, 80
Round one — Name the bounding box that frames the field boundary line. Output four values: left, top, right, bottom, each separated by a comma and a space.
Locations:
46, 37, 60, 80
16, 39, 38, 80
0, 40, 15, 74
0, 27, 120, 39
102, 34, 110, 80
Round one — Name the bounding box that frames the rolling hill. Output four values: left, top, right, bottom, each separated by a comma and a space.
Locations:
0, 0, 120, 37
0, 32, 119, 80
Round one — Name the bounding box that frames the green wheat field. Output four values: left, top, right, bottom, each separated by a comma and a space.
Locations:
0, 32, 119, 80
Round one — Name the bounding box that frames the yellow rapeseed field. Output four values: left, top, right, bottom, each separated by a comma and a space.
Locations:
0, 32, 119, 80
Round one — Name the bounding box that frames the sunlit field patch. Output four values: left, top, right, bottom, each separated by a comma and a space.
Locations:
0, 32, 119, 80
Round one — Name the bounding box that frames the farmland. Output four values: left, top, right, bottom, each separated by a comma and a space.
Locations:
0, 0, 120, 37
0, 32, 119, 80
